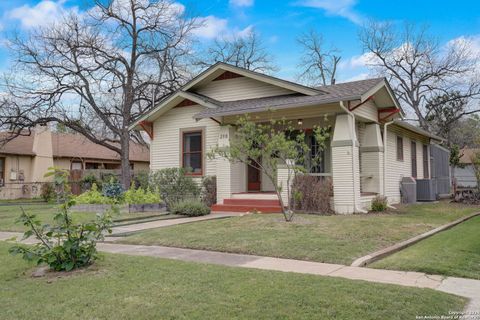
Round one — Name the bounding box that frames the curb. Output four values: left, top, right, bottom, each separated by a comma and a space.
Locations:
351, 212, 480, 267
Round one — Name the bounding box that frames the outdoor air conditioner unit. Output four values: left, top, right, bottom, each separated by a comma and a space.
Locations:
416, 179, 437, 201
400, 177, 417, 203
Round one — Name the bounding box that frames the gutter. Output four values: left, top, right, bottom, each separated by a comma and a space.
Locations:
339, 101, 367, 214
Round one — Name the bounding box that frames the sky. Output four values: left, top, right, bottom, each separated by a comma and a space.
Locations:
0, 0, 480, 82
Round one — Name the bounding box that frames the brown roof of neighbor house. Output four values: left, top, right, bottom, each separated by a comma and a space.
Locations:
0, 133, 36, 156
0, 132, 150, 162
459, 148, 479, 164
194, 77, 387, 119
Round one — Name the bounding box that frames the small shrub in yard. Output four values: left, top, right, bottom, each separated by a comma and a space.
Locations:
150, 168, 200, 208
75, 183, 113, 204
123, 185, 161, 204
171, 200, 210, 217
133, 170, 150, 190
371, 195, 388, 212
201, 176, 217, 207
291, 175, 332, 214
9, 168, 113, 272
40, 183, 55, 202
102, 178, 124, 200
81, 174, 100, 191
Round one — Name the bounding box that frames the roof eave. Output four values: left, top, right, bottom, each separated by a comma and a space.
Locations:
130, 91, 220, 131
194, 97, 351, 119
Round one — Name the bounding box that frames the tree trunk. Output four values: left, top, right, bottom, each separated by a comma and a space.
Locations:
120, 130, 131, 190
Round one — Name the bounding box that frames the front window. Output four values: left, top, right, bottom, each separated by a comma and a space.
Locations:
308, 133, 327, 173
0, 157, 5, 186
287, 130, 329, 174
182, 131, 202, 175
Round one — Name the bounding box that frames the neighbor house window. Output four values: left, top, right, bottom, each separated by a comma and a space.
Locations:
423, 145, 429, 178
182, 131, 203, 175
70, 161, 83, 170
0, 157, 5, 187
411, 141, 417, 178
396, 136, 404, 161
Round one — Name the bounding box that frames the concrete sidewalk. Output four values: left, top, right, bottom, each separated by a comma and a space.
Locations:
1, 231, 479, 312
98, 243, 480, 312
110, 212, 238, 235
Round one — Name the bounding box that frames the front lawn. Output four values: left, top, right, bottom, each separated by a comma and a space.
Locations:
0, 202, 163, 232
0, 241, 466, 319
371, 216, 480, 279
118, 202, 479, 265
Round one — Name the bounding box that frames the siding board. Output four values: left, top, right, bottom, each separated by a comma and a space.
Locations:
195, 77, 295, 101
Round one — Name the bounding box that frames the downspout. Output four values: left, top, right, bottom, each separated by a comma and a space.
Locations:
339, 101, 367, 214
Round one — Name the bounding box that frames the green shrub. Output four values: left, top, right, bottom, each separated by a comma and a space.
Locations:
171, 200, 210, 217
123, 185, 161, 204
201, 176, 217, 207
40, 183, 55, 202
102, 178, 124, 199
75, 184, 113, 204
371, 195, 388, 212
133, 170, 150, 190
150, 168, 200, 208
81, 174, 100, 191
9, 168, 113, 271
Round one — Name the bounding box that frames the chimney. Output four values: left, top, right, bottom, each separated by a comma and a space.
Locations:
31, 124, 54, 182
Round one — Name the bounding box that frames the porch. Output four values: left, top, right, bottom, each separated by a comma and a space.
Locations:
213, 113, 385, 214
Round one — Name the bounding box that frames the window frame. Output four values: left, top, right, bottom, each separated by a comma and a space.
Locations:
396, 136, 404, 161
0, 157, 5, 187
181, 128, 204, 176
411, 141, 417, 178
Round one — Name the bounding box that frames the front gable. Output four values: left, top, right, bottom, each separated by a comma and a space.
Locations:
183, 62, 321, 100
193, 71, 297, 101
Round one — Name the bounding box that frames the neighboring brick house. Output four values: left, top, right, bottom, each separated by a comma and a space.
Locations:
0, 126, 149, 199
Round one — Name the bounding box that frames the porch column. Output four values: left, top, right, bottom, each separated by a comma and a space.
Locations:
215, 126, 246, 204
359, 123, 384, 195
331, 114, 360, 214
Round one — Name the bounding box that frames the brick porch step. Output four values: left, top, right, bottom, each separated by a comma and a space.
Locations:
211, 198, 282, 213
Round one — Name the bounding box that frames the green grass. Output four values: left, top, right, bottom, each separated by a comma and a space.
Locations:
0, 242, 466, 319
119, 202, 479, 265
371, 215, 480, 279
0, 203, 164, 232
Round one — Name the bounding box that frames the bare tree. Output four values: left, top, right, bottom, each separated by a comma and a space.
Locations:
196, 28, 277, 74
359, 21, 480, 129
297, 30, 341, 86
0, 0, 197, 188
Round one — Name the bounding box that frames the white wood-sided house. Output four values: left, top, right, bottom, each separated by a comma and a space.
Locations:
132, 62, 446, 214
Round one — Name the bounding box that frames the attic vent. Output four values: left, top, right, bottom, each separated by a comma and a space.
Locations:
174, 99, 197, 108
213, 71, 244, 81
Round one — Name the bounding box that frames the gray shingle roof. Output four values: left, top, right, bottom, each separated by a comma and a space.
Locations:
194, 77, 385, 119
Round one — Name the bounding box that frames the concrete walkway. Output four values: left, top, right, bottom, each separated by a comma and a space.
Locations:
110, 212, 238, 235
1, 231, 479, 312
